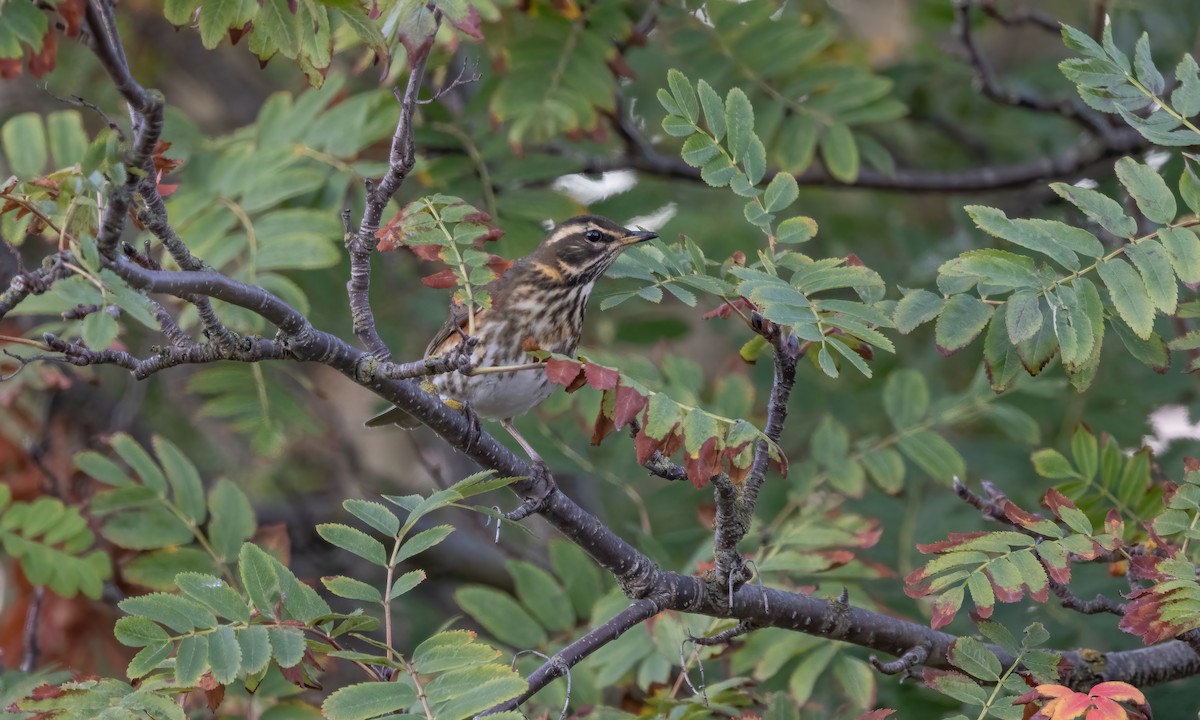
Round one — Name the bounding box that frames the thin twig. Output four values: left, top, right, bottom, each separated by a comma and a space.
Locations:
20, 586, 45, 672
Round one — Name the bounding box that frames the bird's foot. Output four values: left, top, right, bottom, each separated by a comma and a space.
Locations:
505, 459, 557, 521
460, 404, 482, 452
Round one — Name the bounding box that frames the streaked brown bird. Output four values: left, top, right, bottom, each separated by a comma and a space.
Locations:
367, 215, 657, 466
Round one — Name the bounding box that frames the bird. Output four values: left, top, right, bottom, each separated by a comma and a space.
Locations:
366, 215, 658, 468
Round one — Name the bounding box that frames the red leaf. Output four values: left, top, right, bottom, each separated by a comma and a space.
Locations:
612, 384, 647, 428
684, 436, 721, 488
929, 592, 963, 630
30, 685, 63, 700
856, 710, 896, 720
421, 269, 459, 289
916, 532, 990, 554
545, 357, 584, 387
1042, 488, 1078, 515
634, 425, 666, 465
58, 0, 85, 36
486, 253, 513, 276
448, 5, 484, 40
27, 30, 58, 78
583, 362, 619, 390
591, 407, 616, 446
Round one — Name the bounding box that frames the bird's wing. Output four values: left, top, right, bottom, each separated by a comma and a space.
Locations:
424, 301, 489, 358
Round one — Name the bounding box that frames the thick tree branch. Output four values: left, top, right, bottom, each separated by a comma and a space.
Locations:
597, 121, 1148, 193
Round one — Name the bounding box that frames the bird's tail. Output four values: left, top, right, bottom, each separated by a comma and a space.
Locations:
364, 405, 422, 430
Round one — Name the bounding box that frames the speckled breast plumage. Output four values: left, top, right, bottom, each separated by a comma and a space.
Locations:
428, 280, 593, 420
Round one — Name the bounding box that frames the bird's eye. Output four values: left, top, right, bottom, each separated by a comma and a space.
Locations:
584, 229, 606, 243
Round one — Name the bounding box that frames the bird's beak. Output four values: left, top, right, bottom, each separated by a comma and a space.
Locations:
621, 229, 658, 246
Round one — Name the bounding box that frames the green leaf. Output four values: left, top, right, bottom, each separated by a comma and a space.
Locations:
152, 435, 206, 526
697, 79, 725, 141
176, 573, 250, 622
1050, 183, 1137, 238
2, 112, 47, 178
118, 592, 217, 633
549, 541, 602, 619
113, 615, 170, 647
860, 447, 905, 494
1031, 449, 1078, 479
1158, 226, 1200, 284
413, 630, 502, 674
882, 369, 928, 427
776, 216, 817, 244
454, 585, 547, 648
322, 681, 416, 720
208, 479, 256, 564
894, 289, 944, 334
820, 123, 858, 182
394, 524, 454, 563
725, 87, 755, 162
238, 626, 272, 676
1115, 157, 1176, 224
1182, 163, 1200, 215
318, 523, 387, 565
1096, 258, 1155, 339
897, 430, 965, 483
322, 575, 384, 603
763, 172, 799, 213
110, 434, 167, 493
743, 135, 767, 185
389, 570, 426, 600
788, 644, 838, 705
239, 543, 281, 618
661, 114, 694, 138
82, 312, 118, 351
1174, 55, 1200, 116
74, 451, 132, 487
1133, 33, 1165, 95
46, 111, 87, 167
175, 634, 209, 686
268, 626, 306, 668
939, 249, 1040, 290
127, 641, 173, 680
949, 636, 1002, 682
667, 69, 698, 124
964, 206, 1094, 270
257, 0, 299, 57
701, 155, 738, 187
1126, 239, 1177, 314
344, 499, 399, 537
507, 560, 575, 632
935, 295, 994, 355
426, 665, 527, 720
681, 132, 720, 167
1005, 291, 1044, 344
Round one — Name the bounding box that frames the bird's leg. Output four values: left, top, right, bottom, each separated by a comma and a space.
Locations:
500, 418, 557, 521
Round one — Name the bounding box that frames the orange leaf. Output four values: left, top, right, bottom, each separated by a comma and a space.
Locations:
1089, 682, 1145, 705
1084, 697, 1127, 720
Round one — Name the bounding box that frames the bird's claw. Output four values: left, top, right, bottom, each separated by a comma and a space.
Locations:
461, 404, 482, 452
505, 460, 556, 521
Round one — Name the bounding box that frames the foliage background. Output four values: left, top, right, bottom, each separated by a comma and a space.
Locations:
2, 0, 1200, 718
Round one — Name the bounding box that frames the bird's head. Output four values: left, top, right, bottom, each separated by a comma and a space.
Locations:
530, 215, 658, 286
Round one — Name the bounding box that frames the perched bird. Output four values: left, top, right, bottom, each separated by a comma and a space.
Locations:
367, 215, 658, 466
